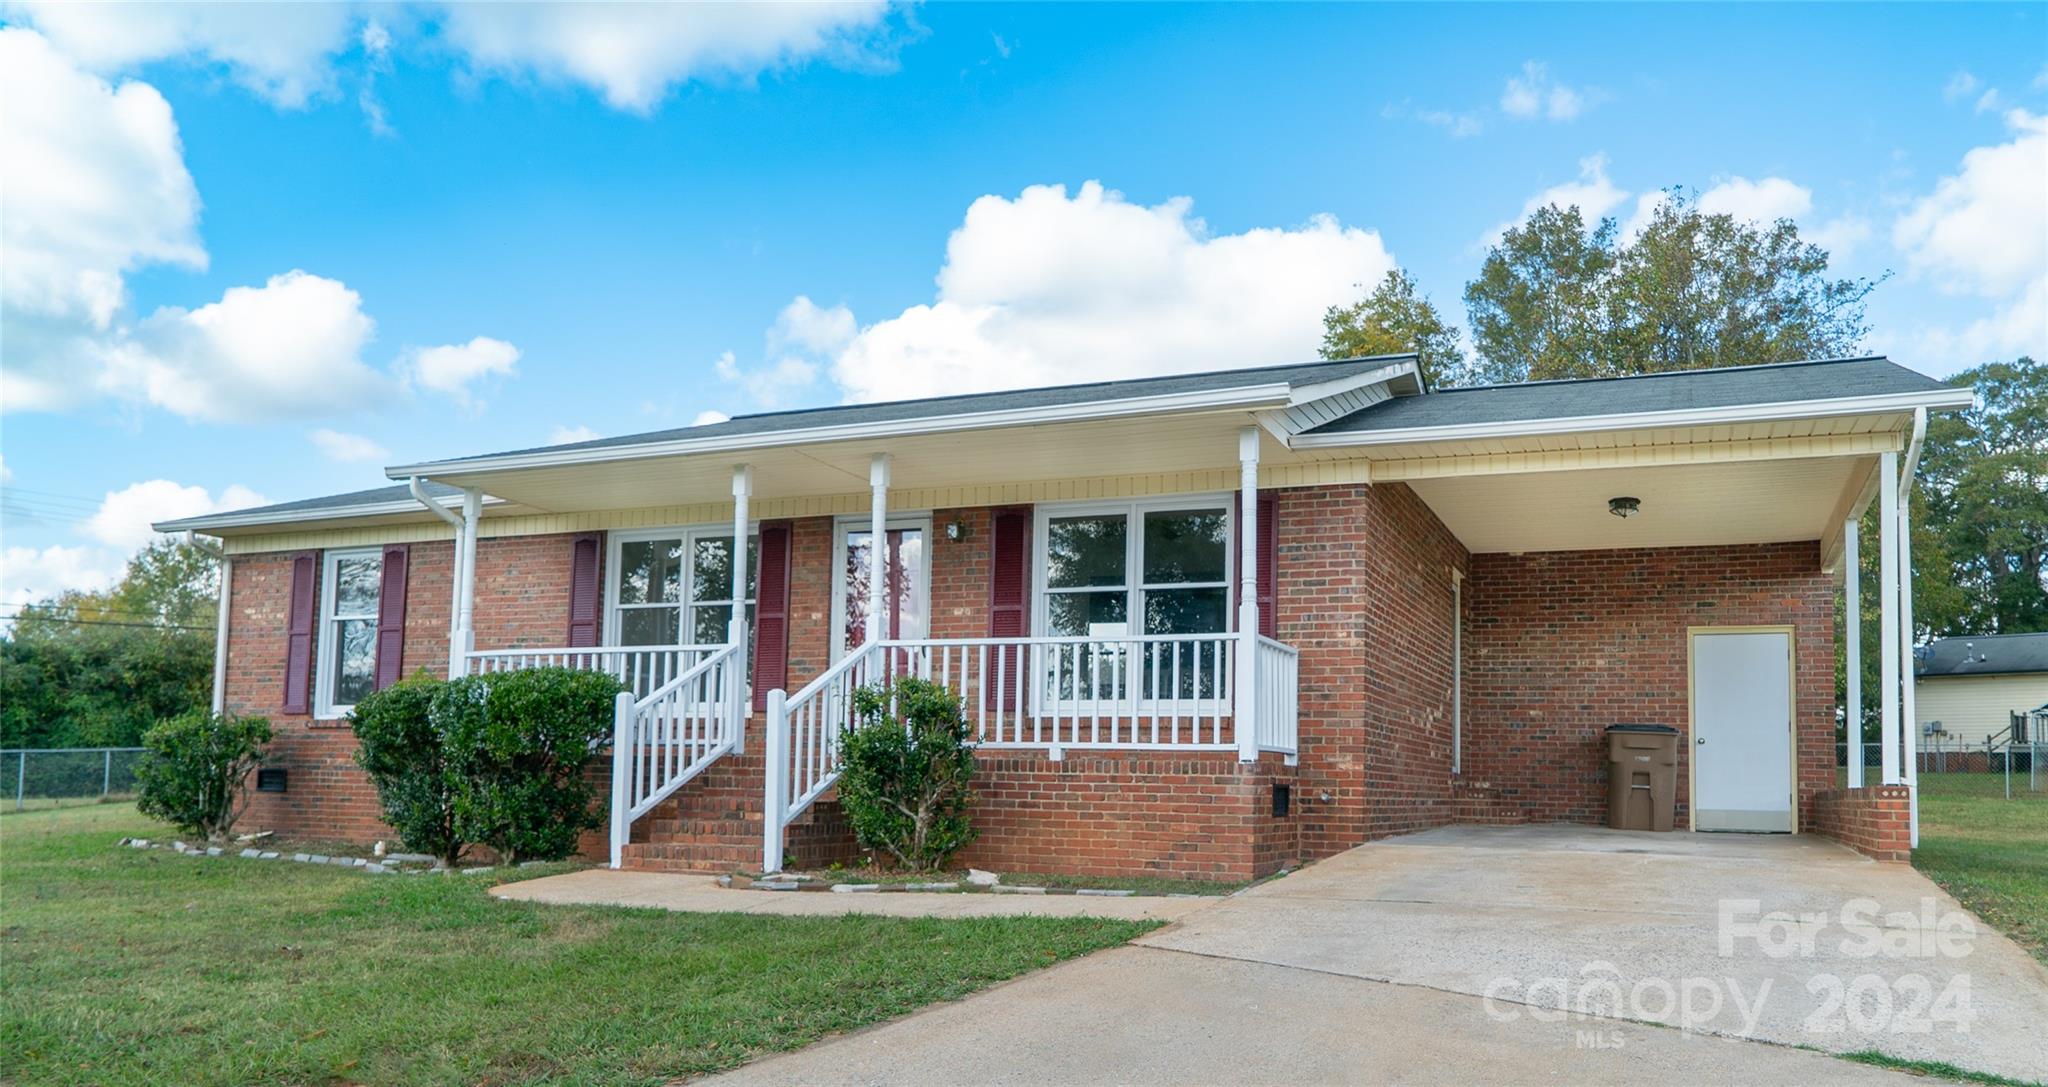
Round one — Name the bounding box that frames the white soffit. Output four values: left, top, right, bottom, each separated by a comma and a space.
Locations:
1410, 457, 1862, 554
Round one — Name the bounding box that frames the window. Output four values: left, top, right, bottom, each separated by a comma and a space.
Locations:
315, 548, 381, 718
609, 527, 758, 648
1036, 499, 1233, 701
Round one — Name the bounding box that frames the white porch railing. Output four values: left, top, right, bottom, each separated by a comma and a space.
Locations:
606, 642, 744, 867
761, 631, 1297, 872
465, 644, 721, 702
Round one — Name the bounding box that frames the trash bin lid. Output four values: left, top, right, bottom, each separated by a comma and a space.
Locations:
1605, 723, 1678, 733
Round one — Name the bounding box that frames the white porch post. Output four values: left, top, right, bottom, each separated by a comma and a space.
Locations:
455, 487, 481, 675
1878, 451, 1902, 785
1844, 518, 1864, 789
609, 690, 631, 868
866, 453, 890, 645
211, 554, 231, 715
730, 464, 753, 752
1235, 427, 1260, 762
1899, 431, 1922, 847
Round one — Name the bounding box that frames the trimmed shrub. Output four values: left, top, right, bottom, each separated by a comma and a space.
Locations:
135, 710, 272, 841
436, 667, 624, 864
839, 678, 976, 871
351, 672, 465, 866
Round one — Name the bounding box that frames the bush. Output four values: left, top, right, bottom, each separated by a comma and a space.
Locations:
839, 678, 976, 871
436, 668, 624, 864
135, 710, 272, 841
351, 672, 465, 866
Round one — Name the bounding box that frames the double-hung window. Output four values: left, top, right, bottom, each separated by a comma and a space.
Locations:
315, 548, 382, 718
1036, 499, 1233, 703
609, 526, 758, 653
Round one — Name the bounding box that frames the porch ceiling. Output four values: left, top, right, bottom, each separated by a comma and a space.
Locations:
415, 410, 1305, 512
1408, 454, 1873, 556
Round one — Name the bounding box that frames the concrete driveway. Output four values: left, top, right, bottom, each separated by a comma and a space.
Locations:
704, 826, 2048, 1085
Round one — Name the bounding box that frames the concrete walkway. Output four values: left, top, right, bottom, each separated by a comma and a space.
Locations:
695, 826, 2048, 1085
490, 868, 1212, 922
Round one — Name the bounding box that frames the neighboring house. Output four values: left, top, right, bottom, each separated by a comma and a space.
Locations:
1916, 633, 2048, 748
158, 354, 1973, 874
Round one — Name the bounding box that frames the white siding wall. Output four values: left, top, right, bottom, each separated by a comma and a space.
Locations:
1915, 674, 2048, 746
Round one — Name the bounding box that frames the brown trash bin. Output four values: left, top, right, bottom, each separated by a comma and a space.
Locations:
1606, 724, 1679, 831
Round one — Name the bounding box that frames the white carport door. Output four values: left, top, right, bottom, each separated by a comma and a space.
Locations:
1691, 630, 1794, 832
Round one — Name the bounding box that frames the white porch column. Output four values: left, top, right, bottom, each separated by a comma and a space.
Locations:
1899, 461, 1920, 844
1235, 427, 1260, 762
730, 464, 753, 751
455, 487, 481, 672
1878, 451, 1902, 785
1844, 518, 1864, 788
212, 554, 232, 715
866, 453, 890, 645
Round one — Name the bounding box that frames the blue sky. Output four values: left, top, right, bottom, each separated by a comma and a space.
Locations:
2, 2, 2044, 610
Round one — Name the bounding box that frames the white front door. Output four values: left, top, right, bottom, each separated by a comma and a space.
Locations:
1691, 630, 1795, 832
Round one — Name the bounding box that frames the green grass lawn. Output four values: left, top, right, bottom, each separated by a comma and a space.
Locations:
1911, 773, 2048, 965
1, 805, 1159, 1086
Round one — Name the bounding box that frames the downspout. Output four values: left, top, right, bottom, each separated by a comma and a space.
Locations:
1898, 408, 1927, 848
184, 531, 229, 716
409, 477, 468, 679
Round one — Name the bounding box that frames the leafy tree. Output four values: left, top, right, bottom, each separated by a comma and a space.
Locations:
1320, 269, 1468, 387
1464, 191, 1879, 383
1917, 358, 2048, 635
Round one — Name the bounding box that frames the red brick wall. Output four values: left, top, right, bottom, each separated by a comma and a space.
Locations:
1277, 483, 1469, 859
227, 534, 594, 848
956, 751, 1297, 881
1809, 785, 1913, 861
1461, 542, 1837, 830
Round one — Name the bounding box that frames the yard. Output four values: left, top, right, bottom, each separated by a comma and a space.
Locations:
0, 804, 1158, 1086
1910, 772, 2048, 964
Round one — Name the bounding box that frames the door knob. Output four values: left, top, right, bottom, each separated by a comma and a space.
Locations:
1696, 737, 1706, 745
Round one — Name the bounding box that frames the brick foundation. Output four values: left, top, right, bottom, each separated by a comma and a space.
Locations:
1809, 785, 1913, 861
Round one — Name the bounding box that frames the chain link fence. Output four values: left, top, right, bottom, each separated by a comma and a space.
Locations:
1, 748, 146, 812
1838, 737, 2042, 796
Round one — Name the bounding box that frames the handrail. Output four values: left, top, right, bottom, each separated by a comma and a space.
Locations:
607, 641, 744, 867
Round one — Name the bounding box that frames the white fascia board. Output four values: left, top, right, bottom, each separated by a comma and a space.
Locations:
384, 383, 1296, 481
1284, 361, 1420, 406
153, 494, 507, 534
1287, 387, 1977, 451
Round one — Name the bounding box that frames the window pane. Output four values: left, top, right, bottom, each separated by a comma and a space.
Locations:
690, 536, 758, 604
1142, 509, 1228, 585
1145, 586, 1229, 635
1047, 591, 1127, 637
334, 617, 377, 706
1046, 515, 1127, 589
619, 607, 680, 645
334, 556, 382, 616
690, 604, 731, 646
618, 538, 683, 605
893, 530, 925, 640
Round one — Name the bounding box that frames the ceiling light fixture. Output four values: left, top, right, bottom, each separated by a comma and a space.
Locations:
1609, 496, 1641, 519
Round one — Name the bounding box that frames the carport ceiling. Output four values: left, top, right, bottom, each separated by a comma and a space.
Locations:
1408, 456, 1864, 554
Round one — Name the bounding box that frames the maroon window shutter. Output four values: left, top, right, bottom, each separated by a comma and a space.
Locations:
373, 544, 410, 690
282, 551, 318, 714
1257, 490, 1278, 639
566, 533, 602, 648
986, 506, 1031, 709
752, 520, 793, 711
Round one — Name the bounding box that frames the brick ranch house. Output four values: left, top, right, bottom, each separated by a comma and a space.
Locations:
159, 354, 1972, 876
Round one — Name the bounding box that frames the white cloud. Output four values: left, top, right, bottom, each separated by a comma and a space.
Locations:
1694, 176, 1813, 223
715, 350, 818, 406
1892, 109, 2048, 359
770, 296, 856, 356
1381, 100, 1483, 138
93, 270, 388, 423
803, 181, 1395, 403
691, 410, 731, 427
1943, 70, 1980, 103
403, 335, 521, 408
433, 1, 899, 113
549, 424, 603, 445
85, 479, 267, 551
1975, 89, 2004, 114
0, 28, 207, 411
0, 455, 11, 485
1491, 154, 1631, 245
2, 1, 356, 108
1501, 61, 1592, 122
309, 428, 391, 463
1, 544, 125, 616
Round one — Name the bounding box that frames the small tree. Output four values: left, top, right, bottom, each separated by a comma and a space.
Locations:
838, 678, 976, 871
351, 672, 466, 866
436, 668, 622, 864
135, 710, 272, 842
